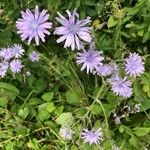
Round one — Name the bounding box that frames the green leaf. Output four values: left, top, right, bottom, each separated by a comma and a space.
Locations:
14, 125, 29, 136
32, 79, 47, 93
0, 97, 8, 107
37, 110, 50, 122
41, 92, 54, 101
103, 104, 114, 117
134, 127, 150, 137
66, 89, 81, 104
0, 82, 19, 95
55, 112, 73, 125
119, 125, 124, 133
18, 109, 24, 119
91, 105, 102, 115
5, 141, 14, 150
54, 105, 64, 116
106, 92, 118, 105
141, 99, 150, 111
28, 98, 42, 106
18, 107, 30, 120
107, 16, 117, 28
27, 139, 40, 150
129, 135, 139, 148
46, 102, 56, 113
74, 108, 86, 118
143, 85, 149, 93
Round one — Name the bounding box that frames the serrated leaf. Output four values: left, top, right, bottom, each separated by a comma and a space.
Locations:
41, 92, 54, 101
55, 112, 73, 125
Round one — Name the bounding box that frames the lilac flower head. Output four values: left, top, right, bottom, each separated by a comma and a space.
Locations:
81, 128, 103, 145
0, 61, 9, 78
0, 67, 7, 78
0, 61, 9, 70
108, 76, 132, 98
29, 51, 40, 62
10, 59, 23, 73
11, 44, 25, 58
125, 52, 145, 77
16, 5, 52, 45
59, 126, 73, 140
0, 47, 13, 60
76, 50, 104, 73
54, 9, 92, 50
95, 64, 113, 76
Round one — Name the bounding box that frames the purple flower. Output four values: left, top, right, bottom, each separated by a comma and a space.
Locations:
76, 50, 103, 73
54, 9, 92, 50
0, 47, 13, 60
95, 64, 113, 76
108, 76, 132, 98
0, 61, 9, 78
81, 128, 103, 145
16, 5, 52, 45
0, 61, 9, 70
59, 126, 73, 140
125, 53, 145, 77
11, 44, 25, 58
10, 59, 23, 73
29, 51, 40, 62
0, 67, 7, 78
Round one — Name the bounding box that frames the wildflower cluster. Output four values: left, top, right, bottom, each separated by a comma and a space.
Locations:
15, 6, 145, 99
59, 126, 104, 145
16, 6, 92, 49
77, 47, 144, 98
0, 44, 39, 78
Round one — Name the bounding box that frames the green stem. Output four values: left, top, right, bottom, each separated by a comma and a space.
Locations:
96, 99, 109, 130
21, 90, 34, 108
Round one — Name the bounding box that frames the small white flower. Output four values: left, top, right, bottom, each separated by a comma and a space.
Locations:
59, 126, 73, 140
